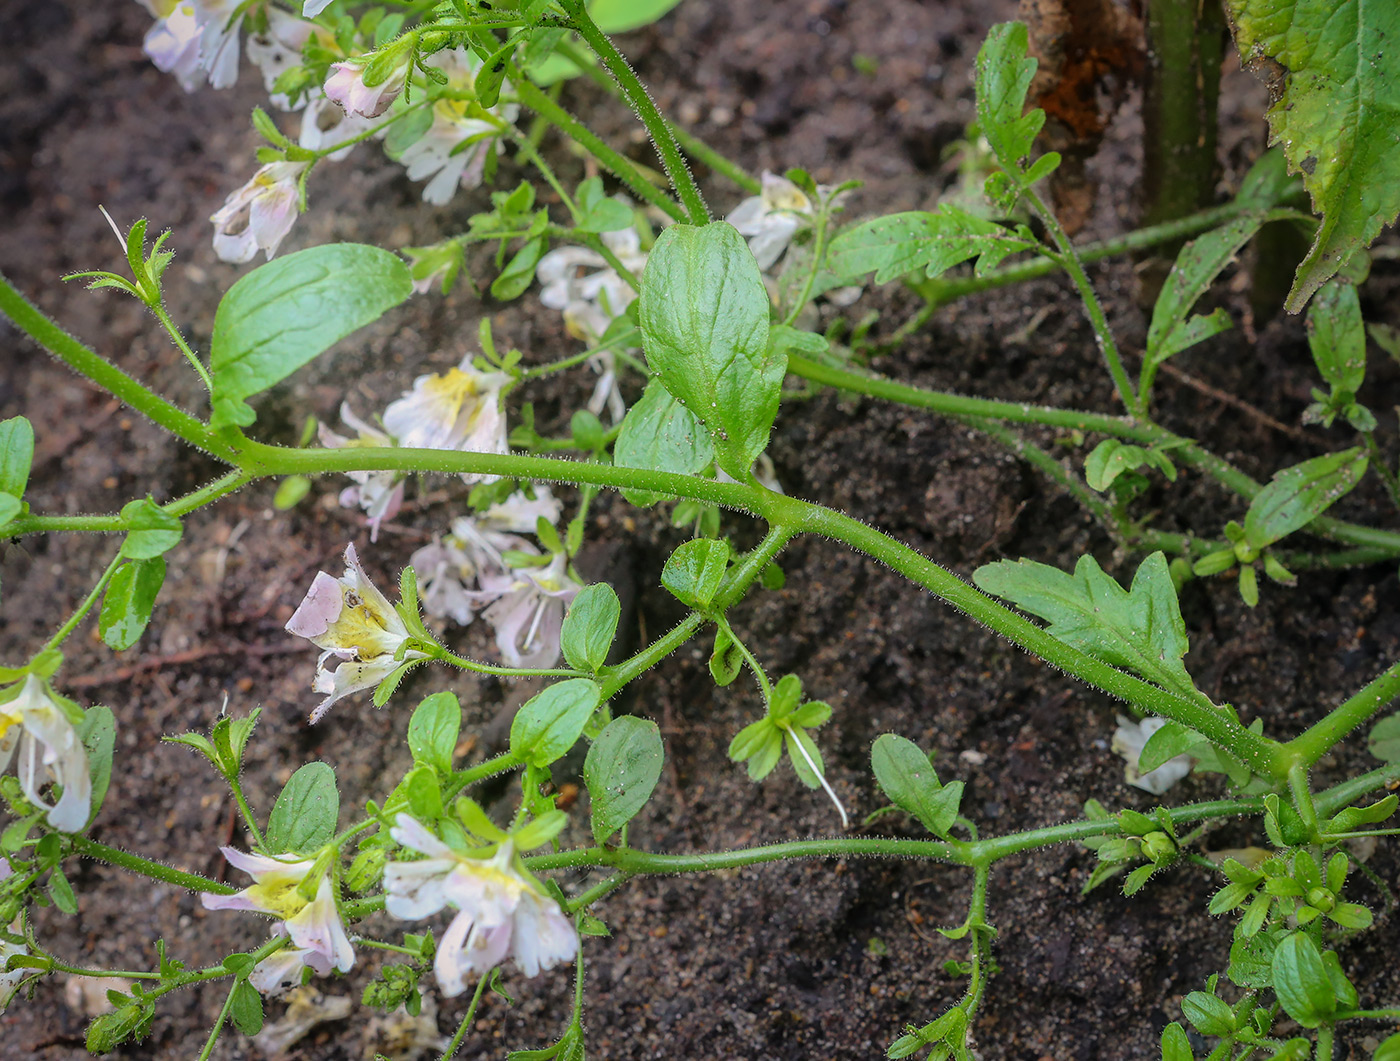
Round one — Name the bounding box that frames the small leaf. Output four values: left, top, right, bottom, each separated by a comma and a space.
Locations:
1243, 448, 1368, 550
974, 22, 1044, 175
584, 716, 664, 844
1271, 932, 1335, 1028
1181, 990, 1235, 1036
0, 416, 34, 499
509, 679, 603, 768
407, 692, 461, 776
99, 558, 166, 651
637, 221, 777, 480
266, 762, 339, 854
709, 625, 743, 686
78, 706, 116, 825
1368, 714, 1400, 762
118, 499, 182, 560
973, 551, 1201, 700
613, 379, 716, 506
491, 237, 547, 302
1307, 279, 1366, 393
660, 539, 729, 611
870, 734, 960, 837
209, 244, 413, 429
1374, 1032, 1400, 1061
1084, 439, 1148, 492
1138, 720, 1200, 773
561, 584, 621, 674
1159, 1022, 1192, 1061
47, 867, 78, 915
230, 980, 264, 1035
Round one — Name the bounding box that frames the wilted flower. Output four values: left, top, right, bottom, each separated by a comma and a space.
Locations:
299, 94, 378, 160
0, 676, 91, 834
324, 58, 407, 118
1112, 715, 1194, 795
318, 405, 404, 542
140, 0, 244, 92
481, 552, 581, 668
245, 9, 318, 108
0, 935, 29, 1012
381, 358, 512, 482
385, 816, 576, 995
201, 849, 355, 995
395, 49, 517, 204
285, 544, 425, 723
210, 161, 306, 263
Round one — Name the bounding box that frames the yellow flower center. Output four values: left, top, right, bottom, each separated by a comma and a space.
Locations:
245, 876, 311, 920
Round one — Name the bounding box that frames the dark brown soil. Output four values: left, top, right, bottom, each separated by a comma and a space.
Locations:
4, 3, 1400, 1060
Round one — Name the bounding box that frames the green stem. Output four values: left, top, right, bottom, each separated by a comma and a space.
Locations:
0, 273, 235, 460
715, 614, 773, 705
564, 870, 632, 914
195, 980, 238, 1061
1315, 1024, 1334, 1061
150, 303, 214, 395
1025, 189, 1140, 415
442, 751, 524, 803
904, 202, 1247, 307
552, 39, 759, 194
519, 328, 641, 381
781, 204, 831, 326
559, 0, 709, 224
40, 550, 123, 656
598, 612, 705, 701
6, 469, 250, 539
229, 778, 266, 852
962, 863, 992, 1020
1363, 431, 1400, 513
73, 837, 234, 895
1286, 660, 1400, 766
440, 973, 491, 1061
434, 645, 581, 680
576, 232, 640, 292
1286, 759, 1321, 841
1316, 760, 1400, 817
511, 76, 687, 223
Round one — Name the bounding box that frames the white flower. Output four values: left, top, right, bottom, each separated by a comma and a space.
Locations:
0, 934, 28, 1012
1112, 715, 1194, 795
726, 171, 820, 271
302, 0, 334, 15
141, 0, 244, 91
385, 816, 576, 995
324, 58, 407, 119
537, 225, 646, 339
210, 161, 306, 263
299, 94, 379, 161
0, 676, 91, 834
381, 358, 512, 482
481, 552, 581, 668
318, 404, 405, 543
395, 49, 517, 205
285, 544, 425, 723
408, 538, 481, 626
201, 848, 355, 995
245, 9, 317, 108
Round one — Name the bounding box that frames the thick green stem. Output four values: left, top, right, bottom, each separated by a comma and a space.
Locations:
73, 837, 233, 895
5, 470, 250, 539
560, 0, 709, 225
1286, 661, 1400, 766
511, 76, 687, 223
0, 273, 235, 460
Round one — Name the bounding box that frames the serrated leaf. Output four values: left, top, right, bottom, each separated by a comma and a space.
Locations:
209, 244, 413, 429
1227, 0, 1400, 309
266, 762, 339, 854
509, 679, 602, 768
1242, 448, 1367, 550
826, 208, 1036, 286
975, 22, 1044, 175
1271, 932, 1335, 1028
613, 379, 716, 507
972, 551, 1200, 700
1145, 214, 1264, 375
561, 583, 621, 674
1307, 279, 1365, 392
99, 558, 166, 651
407, 692, 461, 776
637, 221, 777, 480
584, 716, 664, 844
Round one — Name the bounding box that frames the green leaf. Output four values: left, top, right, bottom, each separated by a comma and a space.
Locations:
613, 379, 716, 506
1375, 1032, 1400, 1061
1307, 279, 1365, 392
509, 679, 603, 768
98, 558, 166, 651
1084, 439, 1149, 492
1325, 793, 1397, 833
637, 221, 777, 480
870, 734, 961, 837
1368, 714, 1400, 762
561, 584, 621, 674
1146, 214, 1266, 372
1227, 0, 1400, 309
266, 762, 339, 854
407, 692, 461, 776
576, 178, 633, 233
1271, 932, 1335, 1028
1181, 990, 1235, 1036
1138, 720, 1201, 772
709, 625, 743, 686
584, 716, 664, 844
660, 539, 729, 611
0, 416, 34, 499
1159, 1022, 1192, 1061
230, 980, 264, 1035
1242, 448, 1368, 550
973, 551, 1200, 700
78, 706, 116, 825
1226, 928, 1277, 989
974, 22, 1044, 176
118, 499, 182, 560
827, 208, 1035, 286
47, 868, 77, 915
590, 0, 683, 32
0, 492, 19, 529
491, 237, 547, 301
209, 244, 413, 429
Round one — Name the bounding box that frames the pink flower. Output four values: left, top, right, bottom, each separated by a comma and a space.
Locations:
385, 816, 576, 996
285, 544, 424, 723
324, 59, 407, 118
480, 552, 581, 668
201, 848, 355, 995
318, 404, 404, 542
210, 161, 306, 263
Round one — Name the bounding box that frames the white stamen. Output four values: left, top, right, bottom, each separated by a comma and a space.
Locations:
787, 728, 849, 829
98, 205, 126, 250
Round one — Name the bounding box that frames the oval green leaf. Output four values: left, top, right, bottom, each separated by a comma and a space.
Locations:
1243, 448, 1368, 550
561, 583, 621, 674
266, 762, 339, 854
509, 678, 603, 768
584, 715, 664, 844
